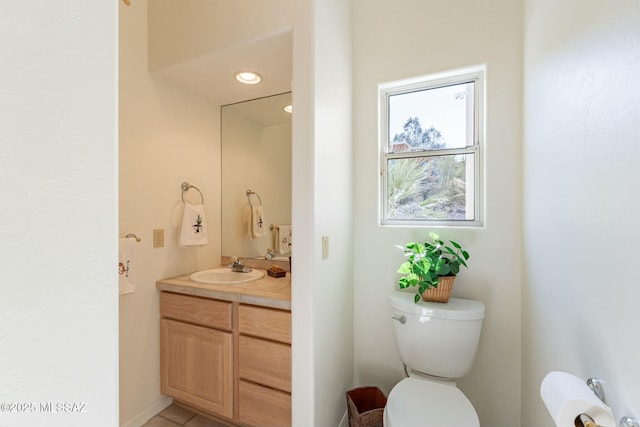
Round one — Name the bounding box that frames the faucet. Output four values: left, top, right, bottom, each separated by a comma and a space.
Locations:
265, 248, 274, 260
230, 257, 250, 273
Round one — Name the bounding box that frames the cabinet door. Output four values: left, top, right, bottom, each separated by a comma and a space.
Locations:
161, 319, 233, 418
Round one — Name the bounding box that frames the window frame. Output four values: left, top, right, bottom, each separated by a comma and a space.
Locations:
379, 68, 485, 227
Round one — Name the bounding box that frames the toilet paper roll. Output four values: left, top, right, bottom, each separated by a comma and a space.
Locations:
540, 371, 615, 427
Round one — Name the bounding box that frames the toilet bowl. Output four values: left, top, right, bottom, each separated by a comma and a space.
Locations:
385, 291, 484, 427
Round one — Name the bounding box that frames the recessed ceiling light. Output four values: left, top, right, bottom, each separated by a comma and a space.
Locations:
234, 71, 262, 85
283, 104, 293, 113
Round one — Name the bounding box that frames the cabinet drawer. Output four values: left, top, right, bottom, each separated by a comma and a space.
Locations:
239, 335, 291, 392
160, 292, 232, 330
238, 380, 291, 427
239, 304, 291, 343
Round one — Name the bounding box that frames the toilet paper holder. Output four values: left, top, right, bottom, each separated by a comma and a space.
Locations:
620, 417, 640, 427
580, 378, 639, 427
587, 378, 606, 403
578, 414, 639, 427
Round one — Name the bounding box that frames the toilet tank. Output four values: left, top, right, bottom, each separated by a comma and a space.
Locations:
388, 291, 485, 379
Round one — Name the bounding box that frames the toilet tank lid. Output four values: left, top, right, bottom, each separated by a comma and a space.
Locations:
389, 291, 485, 320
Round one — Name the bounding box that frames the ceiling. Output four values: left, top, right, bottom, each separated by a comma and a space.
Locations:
151, 26, 292, 107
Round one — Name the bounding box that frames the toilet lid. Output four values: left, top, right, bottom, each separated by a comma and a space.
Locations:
384, 378, 479, 427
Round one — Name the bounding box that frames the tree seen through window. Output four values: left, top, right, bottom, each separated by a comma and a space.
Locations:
388, 117, 468, 220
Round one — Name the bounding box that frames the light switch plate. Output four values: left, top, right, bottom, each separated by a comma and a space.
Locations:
153, 229, 164, 248
322, 235, 329, 259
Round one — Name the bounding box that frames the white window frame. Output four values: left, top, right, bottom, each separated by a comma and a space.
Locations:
379, 67, 485, 227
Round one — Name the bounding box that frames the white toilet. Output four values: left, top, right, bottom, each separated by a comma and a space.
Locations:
385, 291, 485, 427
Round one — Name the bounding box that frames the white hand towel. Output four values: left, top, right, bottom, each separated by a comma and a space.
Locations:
179, 203, 208, 246
273, 226, 280, 251
119, 238, 136, 295
277, 225, 292, 254
249, 206, 265, 239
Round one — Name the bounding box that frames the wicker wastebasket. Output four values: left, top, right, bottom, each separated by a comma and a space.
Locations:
346, 386, 387, 427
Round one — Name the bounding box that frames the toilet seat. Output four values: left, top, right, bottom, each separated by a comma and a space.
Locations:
384, 378, 479, 427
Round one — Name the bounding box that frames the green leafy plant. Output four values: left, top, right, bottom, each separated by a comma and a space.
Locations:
397, 232, 470, 303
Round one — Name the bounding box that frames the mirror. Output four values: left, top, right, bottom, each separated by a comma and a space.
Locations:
221, 92, 292, 260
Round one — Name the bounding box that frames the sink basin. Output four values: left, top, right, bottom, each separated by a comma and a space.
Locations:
190, 268, 265, 285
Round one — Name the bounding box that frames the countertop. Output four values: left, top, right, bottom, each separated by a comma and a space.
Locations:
156, 269, 291, 310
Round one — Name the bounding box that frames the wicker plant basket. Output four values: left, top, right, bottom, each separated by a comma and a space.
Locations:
421, 275, 456, 303
346, 386, 387, 427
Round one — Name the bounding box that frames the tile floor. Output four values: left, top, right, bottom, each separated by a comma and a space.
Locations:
141, 404, 232, 427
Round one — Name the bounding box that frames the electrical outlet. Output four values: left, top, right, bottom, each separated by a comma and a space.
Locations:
322, 235, 329, 259
153, 229, 164, 248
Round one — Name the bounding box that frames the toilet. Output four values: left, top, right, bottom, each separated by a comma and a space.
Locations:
385, 291, 485, 427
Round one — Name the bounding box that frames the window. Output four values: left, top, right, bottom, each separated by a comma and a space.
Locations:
380, 68, 483, 226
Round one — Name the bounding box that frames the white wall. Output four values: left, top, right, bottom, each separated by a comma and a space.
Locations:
291, 0, 355, 425
290, 2, 316, 425
352, 1, 523, 426
119, 2, 221, 425
311, 0, 355, 424
0, 2, 118, 427
522, 0, 640, 425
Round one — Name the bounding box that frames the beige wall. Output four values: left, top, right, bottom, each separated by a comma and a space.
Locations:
352, 1, 524, 426
119, 1, 221, 425
522, 0, 640, 425
0, 2, 118, 426
148, 0, 294, 71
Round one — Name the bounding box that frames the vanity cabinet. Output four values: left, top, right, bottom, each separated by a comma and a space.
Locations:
159, 291, 291, 427
160, 292, 233, 418
238, 304, 291, 427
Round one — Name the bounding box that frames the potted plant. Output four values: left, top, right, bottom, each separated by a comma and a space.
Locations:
397, 232, 470, 303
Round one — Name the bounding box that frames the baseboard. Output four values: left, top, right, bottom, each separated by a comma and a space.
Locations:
338, 410, 348, 427
121, 395, 173, 427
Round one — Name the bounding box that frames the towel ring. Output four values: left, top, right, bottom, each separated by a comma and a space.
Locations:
181, 182, 204, 204
246, 189, 262, 208
124, 233, 141, 242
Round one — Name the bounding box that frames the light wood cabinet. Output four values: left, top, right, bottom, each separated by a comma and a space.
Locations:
159, 292, 291, 427
160, 293, 233, 419
161, 291, 232, 330
239, 335, 291, 392
239, 304, 291, 343
238, 304, 292, 427
238, 380, 291, 427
